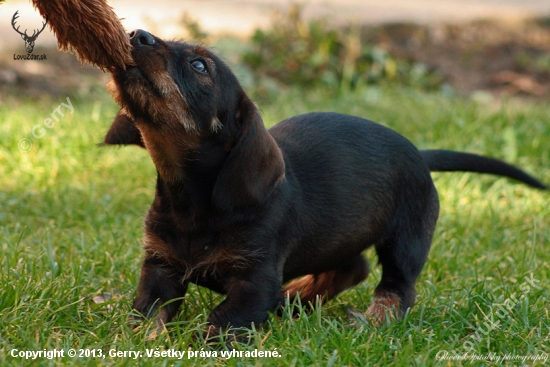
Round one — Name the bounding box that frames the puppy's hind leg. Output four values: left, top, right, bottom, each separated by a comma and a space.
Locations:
367, 188, 439, 326
282, 255, 370, 310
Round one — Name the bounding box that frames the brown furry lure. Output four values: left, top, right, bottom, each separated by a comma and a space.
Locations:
31, 0, 134, 70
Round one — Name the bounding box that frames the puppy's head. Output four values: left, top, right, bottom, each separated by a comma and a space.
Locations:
105, 29, 249, 181
105, 30, 285, 209
108, 29, 243, 135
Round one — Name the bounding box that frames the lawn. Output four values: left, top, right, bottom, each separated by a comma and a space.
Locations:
0, 83, 548, 366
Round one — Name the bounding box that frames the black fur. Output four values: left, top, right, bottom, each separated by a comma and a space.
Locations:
104, 29, 547, 333
421, 150, 546, 189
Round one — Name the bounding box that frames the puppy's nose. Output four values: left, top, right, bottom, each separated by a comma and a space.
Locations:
129, 29, 155, 46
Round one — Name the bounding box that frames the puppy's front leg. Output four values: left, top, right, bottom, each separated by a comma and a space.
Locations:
207, 267, 282, 333
132, 255, 189, 326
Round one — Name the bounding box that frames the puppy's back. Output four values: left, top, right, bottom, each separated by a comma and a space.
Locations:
269, 112, 427, 189
269, 113, 436, 278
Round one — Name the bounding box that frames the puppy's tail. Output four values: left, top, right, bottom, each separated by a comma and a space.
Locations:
421, 149, 547, 190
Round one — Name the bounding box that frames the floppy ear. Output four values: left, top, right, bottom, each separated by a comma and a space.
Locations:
102, 110, 145, 148
212, 96, 285, 211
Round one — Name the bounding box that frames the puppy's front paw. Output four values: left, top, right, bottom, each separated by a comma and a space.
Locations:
127, 314, 144, 329
204, 324, 222, 341
199, 324, 252, 347
127, 308, 169, 340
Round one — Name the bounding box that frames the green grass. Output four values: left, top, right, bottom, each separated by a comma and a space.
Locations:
0, 86, 548, 366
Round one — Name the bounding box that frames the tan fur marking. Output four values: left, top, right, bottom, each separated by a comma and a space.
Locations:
210, 117, 223, 133
190, 247, 264, 280
110, 61, 197, 133
106, 79, 121, 105
143, 231, 175, 261
151, 66, 196, 134
137, 122, 200, 183
283, 275, 319, 301
283, 260, 369, 306
365, 290, 401, 326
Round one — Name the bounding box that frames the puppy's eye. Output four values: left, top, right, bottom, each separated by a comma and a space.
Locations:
190, 59, 208, 75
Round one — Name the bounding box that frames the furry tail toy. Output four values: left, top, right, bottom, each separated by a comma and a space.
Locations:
31, 0, 134, 70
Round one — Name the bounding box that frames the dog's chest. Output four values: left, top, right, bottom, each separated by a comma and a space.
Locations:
146, 221, 262, 282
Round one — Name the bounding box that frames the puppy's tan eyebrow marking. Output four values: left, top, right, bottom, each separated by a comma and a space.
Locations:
192, 46, 210, 57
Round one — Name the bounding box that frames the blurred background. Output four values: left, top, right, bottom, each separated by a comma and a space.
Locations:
1, 0, 550, 99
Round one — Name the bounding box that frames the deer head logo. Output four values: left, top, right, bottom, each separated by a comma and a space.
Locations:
11, 11, 48, 54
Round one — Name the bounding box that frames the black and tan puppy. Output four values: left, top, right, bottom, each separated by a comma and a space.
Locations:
105, 29, 547, 333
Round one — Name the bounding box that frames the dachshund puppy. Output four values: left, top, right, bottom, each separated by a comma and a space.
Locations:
105, 29, 547, 333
